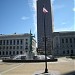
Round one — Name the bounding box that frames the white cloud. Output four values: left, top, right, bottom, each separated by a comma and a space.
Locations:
28, 0, 37, 34
51, 0, 55, 4
32, 0, 37, 33
32, 0, 37, 12
21, 16, 29, 20
73, 8, 75, 11
62, 22, 66, 25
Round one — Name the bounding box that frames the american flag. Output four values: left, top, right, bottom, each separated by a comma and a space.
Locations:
43, 7, 48, 13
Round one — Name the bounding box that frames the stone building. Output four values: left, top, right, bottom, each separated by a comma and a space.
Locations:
53, 31, 75, 56
0, 33, 36, 59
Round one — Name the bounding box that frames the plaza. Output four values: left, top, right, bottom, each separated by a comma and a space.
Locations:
0, 57, 75, 75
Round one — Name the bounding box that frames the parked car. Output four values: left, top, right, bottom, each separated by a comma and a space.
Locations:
13, 55, 27, 60
33, 55, 50, 60
48, 55, 54, 59
1, 56, 11, 60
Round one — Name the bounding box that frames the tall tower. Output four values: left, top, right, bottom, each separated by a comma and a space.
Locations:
37, 0, 53, 55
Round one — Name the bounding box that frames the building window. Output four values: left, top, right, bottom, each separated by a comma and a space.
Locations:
13, 46, 15, 49
7, 40, 9, 45
26, 42, 28, 45
71, 50, 73, 54
3, 40, 5, 45
10, 40, 12, 45
20, 46, 23, 49
20, 51, 22, 54
17, 46, 19, 49
67, 50, 69, 54
70, 38, 72, 43
70, 45, 72, 47
63, 51, 65, 54
10, 46, 12, 49
20, 40, 23, 45
13, 51, 15, 55
9, 51, 11, 55
26, 39, 28, 41
13, 40, 15, 45
3, 51, 4, 55
62, 39, 64, 43
0, 40, 2, 45
17, 51, 19, 54
25, 46, 28, 49
66, 38, 68, 43
6, 46, 8, 49
17, 40, 19, 45
6, 51, 8, 55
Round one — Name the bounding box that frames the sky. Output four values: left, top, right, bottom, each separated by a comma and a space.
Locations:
0, 0, 75, 38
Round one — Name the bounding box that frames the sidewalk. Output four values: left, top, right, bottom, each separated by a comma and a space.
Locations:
0, 58, 74, 75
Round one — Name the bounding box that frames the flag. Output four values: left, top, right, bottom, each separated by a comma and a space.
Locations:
43, 7, 48, 13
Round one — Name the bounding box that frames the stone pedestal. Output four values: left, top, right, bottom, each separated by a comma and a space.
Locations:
33, 70, 60, 75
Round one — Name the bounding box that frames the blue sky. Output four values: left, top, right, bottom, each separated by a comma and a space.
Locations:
53, 0, 75, 32
0, 0, 75, 37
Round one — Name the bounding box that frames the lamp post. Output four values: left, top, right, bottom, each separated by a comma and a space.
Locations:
43, 9, 48, 73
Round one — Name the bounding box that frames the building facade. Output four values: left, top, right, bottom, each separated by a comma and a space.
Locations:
53, 32, 75, 56
0, 33, 36, 58
37, 0, 53, 55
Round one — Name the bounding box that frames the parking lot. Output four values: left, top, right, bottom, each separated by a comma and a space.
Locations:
0, 57, 75, 75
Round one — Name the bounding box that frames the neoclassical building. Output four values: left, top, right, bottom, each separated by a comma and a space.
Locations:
53, 31, 75, 56
0, 33, 36, 58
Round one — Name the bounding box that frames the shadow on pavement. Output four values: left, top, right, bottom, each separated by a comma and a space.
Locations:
63, 71, 75, 75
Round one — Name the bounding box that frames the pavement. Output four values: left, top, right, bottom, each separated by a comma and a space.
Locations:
0, 57, 75, 75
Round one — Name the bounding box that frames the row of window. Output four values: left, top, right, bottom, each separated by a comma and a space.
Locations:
0, 39, 24, 45
0, 46, 23, 50
56, 44, 75, 48
0, 51, 23, 56
57, 50, 73, 55
0, 46, 29, 50
62, 38, 75, 43
63, 50, 73, 54
61, 44, 75, 48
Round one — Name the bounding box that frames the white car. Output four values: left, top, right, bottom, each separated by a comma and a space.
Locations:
13, 55, 27, 60
48, 55, 54, 59
1, 57, 11, 60
34, 55, 50, 60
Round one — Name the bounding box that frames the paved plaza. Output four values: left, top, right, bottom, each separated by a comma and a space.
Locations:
0, 57, 75, 75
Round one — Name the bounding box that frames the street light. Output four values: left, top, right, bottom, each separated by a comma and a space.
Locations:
43, 6, 48, 73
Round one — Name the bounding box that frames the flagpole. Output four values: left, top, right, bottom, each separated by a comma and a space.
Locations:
43, 9, 48, 73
